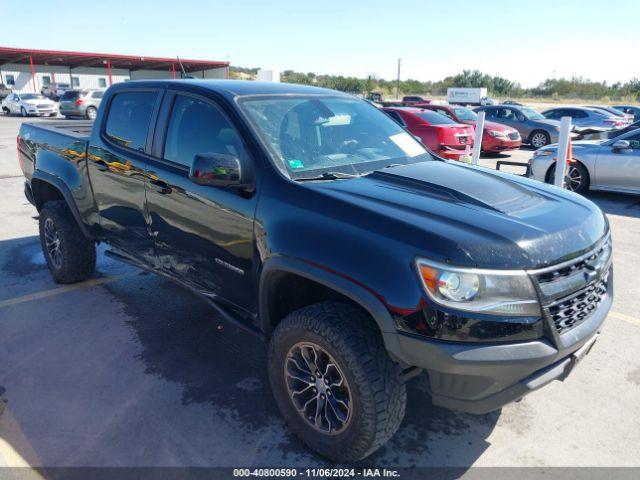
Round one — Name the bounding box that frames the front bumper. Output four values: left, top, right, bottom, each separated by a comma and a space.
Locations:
482, 136, 521, 152
383, 270, 612, 414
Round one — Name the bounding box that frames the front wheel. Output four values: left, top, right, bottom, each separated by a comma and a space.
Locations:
529, 130, 550, 148
268, 302, 406, 462
39, 201, 96, 283
545, 161, 590, 194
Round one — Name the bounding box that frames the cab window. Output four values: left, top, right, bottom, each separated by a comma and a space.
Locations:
105, 91, 159, 152
163, 95, 248, 168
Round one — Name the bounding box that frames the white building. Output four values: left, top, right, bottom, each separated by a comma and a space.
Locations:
0, 46, 229, 94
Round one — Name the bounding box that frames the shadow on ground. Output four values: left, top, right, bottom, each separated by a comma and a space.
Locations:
105, 271, 499, 468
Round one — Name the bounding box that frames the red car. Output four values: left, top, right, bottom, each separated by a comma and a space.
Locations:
382, 107, 474, 160
417, 104, 522, 153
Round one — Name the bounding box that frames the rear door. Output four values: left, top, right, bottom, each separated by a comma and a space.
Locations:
87, 88, 162, 261
144, 90, 258, 312
595, 131, 640, 192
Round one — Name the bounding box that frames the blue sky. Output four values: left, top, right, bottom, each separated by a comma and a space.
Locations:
1, 0, 637, 87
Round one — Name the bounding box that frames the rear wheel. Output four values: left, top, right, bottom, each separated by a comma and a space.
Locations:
529, 130, 550, 148
85, 106, 97, 120
39, 201, 96, 283
268, 302, 406, 462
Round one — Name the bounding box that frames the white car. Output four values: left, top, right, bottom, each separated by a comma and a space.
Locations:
2, 92, 59, 117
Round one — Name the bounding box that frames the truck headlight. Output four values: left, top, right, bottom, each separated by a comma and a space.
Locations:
416, 259, 541, 316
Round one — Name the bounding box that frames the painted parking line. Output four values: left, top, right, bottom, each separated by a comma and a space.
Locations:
0, 275, 129, 309
1, 277, 640, 330
609, 310, 640, 327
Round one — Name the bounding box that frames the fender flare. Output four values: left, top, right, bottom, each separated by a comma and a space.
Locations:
31, 170, 95, 239
258, 255, 397, 335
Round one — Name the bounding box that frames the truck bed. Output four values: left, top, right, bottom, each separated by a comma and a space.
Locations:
26, 120, 94, 139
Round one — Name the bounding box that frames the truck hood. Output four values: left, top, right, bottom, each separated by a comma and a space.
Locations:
313, 161, 607, 269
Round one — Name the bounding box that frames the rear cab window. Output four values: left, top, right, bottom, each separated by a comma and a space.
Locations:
104, 91, 159, 152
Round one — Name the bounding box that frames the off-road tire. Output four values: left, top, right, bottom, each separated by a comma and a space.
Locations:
268, 302, 406, 462
39, 201, 96, 284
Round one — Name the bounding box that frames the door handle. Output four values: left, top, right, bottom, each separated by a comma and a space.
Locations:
149, 178, 172, 195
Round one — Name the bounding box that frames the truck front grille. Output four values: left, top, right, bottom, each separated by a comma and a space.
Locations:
547, 274, 609, 334
533, 236, 611, 335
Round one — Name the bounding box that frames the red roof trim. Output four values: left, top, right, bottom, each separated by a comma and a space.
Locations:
0, 46, 229, 71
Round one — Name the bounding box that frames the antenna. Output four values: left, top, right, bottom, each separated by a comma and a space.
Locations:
176, 56, 195, 79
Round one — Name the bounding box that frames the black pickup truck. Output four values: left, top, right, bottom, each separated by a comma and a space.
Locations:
18, 80, 613, 462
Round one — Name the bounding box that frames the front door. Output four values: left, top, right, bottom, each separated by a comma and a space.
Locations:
144, 91, 258, 312
595, 132, 640, 193
87, 89, 162, 261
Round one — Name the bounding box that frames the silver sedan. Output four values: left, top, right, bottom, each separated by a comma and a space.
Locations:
528, 128, 640, 194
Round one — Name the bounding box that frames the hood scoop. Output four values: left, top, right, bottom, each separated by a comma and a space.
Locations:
366, 162, 547, 216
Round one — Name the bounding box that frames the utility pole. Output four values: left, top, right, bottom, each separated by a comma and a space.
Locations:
396, 58, 401, 100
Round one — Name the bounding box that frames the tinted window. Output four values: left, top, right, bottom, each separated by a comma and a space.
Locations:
42, 76, 51, 87
91, 91, 104, 99
416, 110, 456, 125
61, 91, 81, 101
6, 75, 15, 86
384, 110, 405, 126
71, 77, 80, 87
164, 95, 248, 168
544, 109, 560, 119
626, 132, 640, 149
105, 91, 158, 152
98, 78, 107, 88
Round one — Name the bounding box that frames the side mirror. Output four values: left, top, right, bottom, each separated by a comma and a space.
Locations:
189, 153, 247, 188
612, 140, 631, 151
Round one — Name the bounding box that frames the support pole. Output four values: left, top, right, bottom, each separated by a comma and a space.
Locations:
107, 59, 113, 86
554, 116, 572, 187
171, 64, 176, 79
226, 64, 230, 79
471, 111, 485, 165
29, 56, 37, 93
395, 58, 401, 100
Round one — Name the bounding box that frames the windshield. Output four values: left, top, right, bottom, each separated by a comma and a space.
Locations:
239, 95, 433, 179
452, 107, 477, 121
521, 107, 544, 120
21, 94, 46, 100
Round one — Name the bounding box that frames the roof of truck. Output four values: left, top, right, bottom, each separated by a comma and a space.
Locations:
112, 79, 349, 98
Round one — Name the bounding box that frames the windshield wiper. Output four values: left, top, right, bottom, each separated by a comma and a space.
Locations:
295, 171, 361, 182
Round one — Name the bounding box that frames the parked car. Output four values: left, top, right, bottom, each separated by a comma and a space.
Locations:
402, 95, 430, 105
608, 120, 640, 139
0, 83, 11, 100
18, 80, 612, 462
419, 104, 521, 152
585, 106, 634, 124
367, 91, 383, 102
542, 106, 628, 131
502, 100, 523, 106
382, 107, 474, 160
529, 128, 640, 194
475, 105, 564, 148
613, 105, 640, 122
59, 89, 104, 119
1, 92, 58, 117
42, 82, 71, 100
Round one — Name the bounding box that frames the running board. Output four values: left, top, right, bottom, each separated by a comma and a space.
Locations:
104, 249, 266, 341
